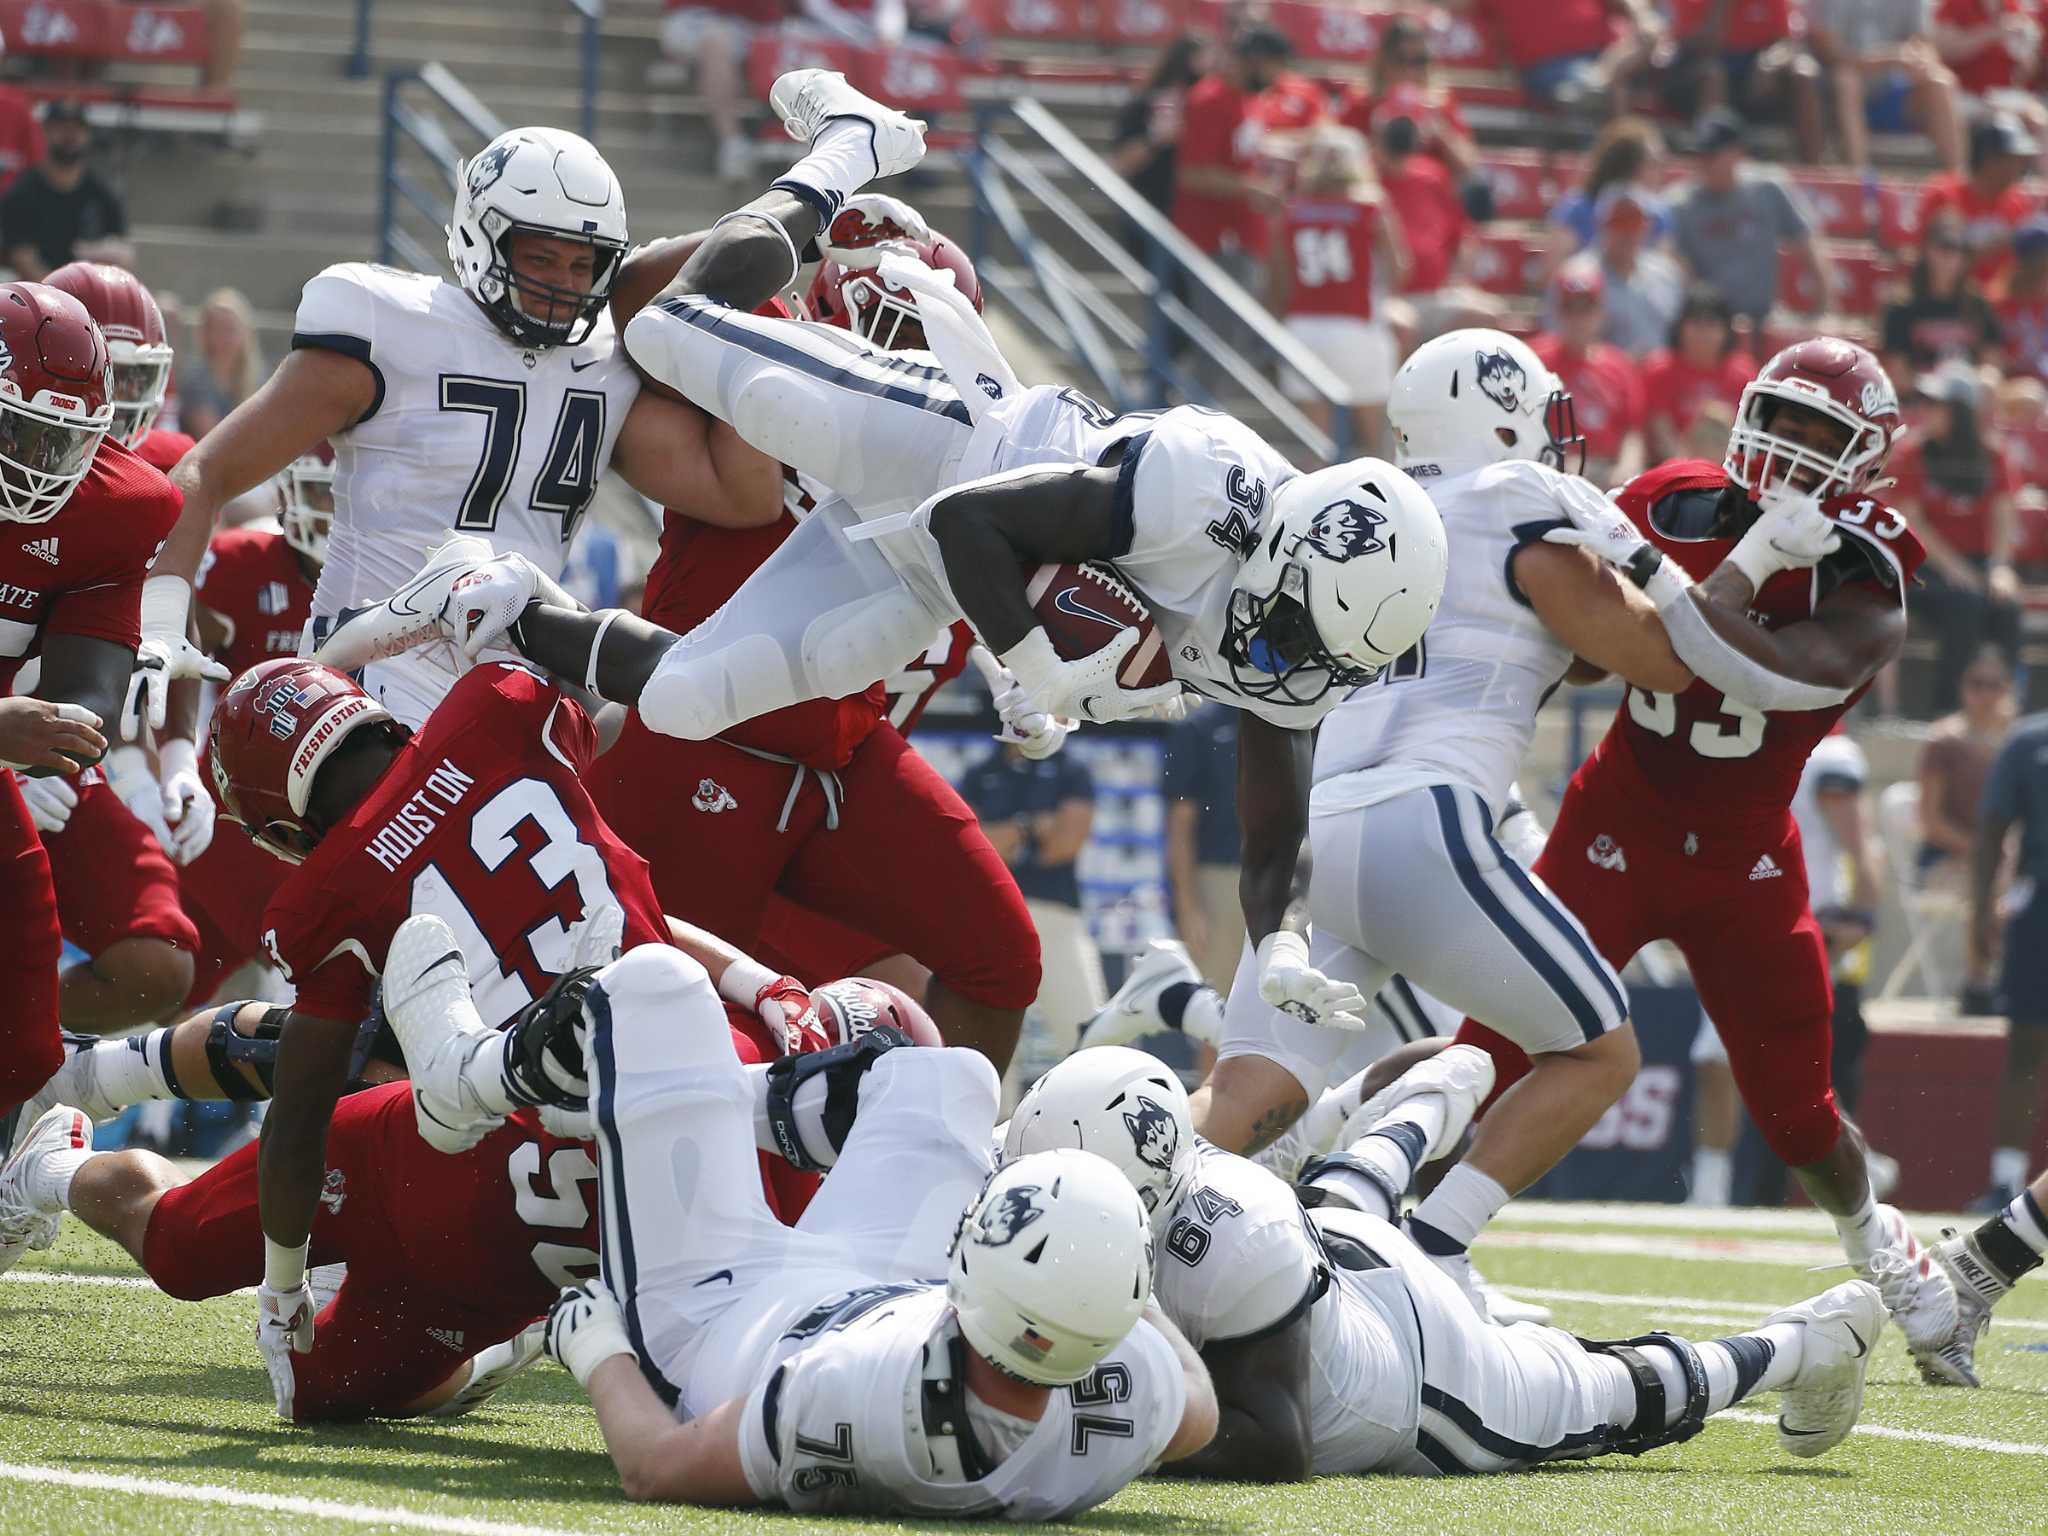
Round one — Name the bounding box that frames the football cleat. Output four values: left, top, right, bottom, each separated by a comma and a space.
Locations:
768, 69, 928, 181
1337, 1043, 1496, 1164
0, 1104, 90, 1274
1921, 1227, 2009, 1388
1470, 1263, 1553, 1327
428, 1320, 548, 1417
21, 1031, 115, 1126
1768, 1279, 1885, 1458
380, 913, 503, 1155
1078, 940, 1204, 1050
1861, 1205, 1959, 1357
311, 533, 497, 672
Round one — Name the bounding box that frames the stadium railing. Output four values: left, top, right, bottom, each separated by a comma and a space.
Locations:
352, 0, 603, 143
377, 61, 504, 274
965, 96, 1354, 464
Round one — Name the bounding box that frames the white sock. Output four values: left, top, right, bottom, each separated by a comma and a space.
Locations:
1689, 1147, 1732, 1208
1309, 1103, 1442, 1221
2006, 1187, 2048, 1257
99, 1034, 178, 1108
1181, 988, 1224, 1048
1408, 1163, 1510, 1255
777, 119, 886, 218
1833, 1191, 1886, 1267
464, 1034, 522, 1118
35, 1147, 93, 1213
1993, 1146, 2029, 1192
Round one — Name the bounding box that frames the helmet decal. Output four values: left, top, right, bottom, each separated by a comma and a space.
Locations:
1302, 498, 1388, 562
972, 1185, 1045, 1247
1121, 1095, 1181, 1182
1474, 348, 1528, 413
466, 139, 518, 198
259, 677, 318, 739
1861, 378, 1897, 419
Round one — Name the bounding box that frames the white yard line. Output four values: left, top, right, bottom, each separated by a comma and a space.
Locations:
1499, 1280, 2048, 1333
1495, 1202, 1971, 1235
1720, 1410, 2048, 1458
1480, 1228, 1848, 1267
0, 1462, 617, 1536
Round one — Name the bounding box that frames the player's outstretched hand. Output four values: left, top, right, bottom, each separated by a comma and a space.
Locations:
256, 1280, 315, 1420
123, 575, 230, 740
0, 697, 104, 775
1257, 931, 1369, 1032
1541, 476, 1651, 571
545, 1279, 635, 1387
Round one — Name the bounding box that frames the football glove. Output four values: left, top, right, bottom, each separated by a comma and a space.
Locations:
155, 737, 216, 865
545, 1278, 635, 1387
15, 769, 77, 835
1728, 486, 1841, 590
999, 627, 1180, 728
256, 1280, 315, 1420
971, 645, 1072, 760
122, 576, 229, 740
1257, 931, 1369, 1032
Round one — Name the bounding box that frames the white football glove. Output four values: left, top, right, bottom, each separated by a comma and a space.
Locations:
1257, 931, 1369, 1032
1540, 476, 1654, 570
15, 769, 77, 836
1727, 486, 1841, 589
256, 1280, 315, 1420
103, 744, 175, 849
970, 645, 1072, 760
154, 737, 215, 865
441, 551, 546, 662
122, 576, 229, 740
545, 1278, 635, 1387
818, 193, 931, 269
999, 627, 1181, 727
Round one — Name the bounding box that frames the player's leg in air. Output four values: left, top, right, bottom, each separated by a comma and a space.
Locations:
1929, 1166, 2048, 1387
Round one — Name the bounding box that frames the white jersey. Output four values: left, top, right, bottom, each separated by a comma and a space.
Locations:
1792, 733, 1867, 908
1154, 1141, 1417, 1474
293, 262, 641, 622
735, 1284, 1184, 1520
1310, 458, 1579, 818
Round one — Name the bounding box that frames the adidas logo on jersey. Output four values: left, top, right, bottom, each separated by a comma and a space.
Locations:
22, 537, 58, 565
1750, 854, 1783, 881
428, 1327, 467, 1351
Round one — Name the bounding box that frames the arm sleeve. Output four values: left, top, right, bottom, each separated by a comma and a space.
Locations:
293, 265, 388, 423
1650, 580, 1860, 710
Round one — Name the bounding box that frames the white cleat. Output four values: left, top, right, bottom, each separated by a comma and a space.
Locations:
1768, 1279, 1885, 1458
1337, 1043, 1496, 1162
1079, 940, 1204, 1050
768, 68, 928, 180
1470, 1264, 1553, 1327
381, 914, 504, 1155
1922, 1227, 2007, 1388
22, 1031, 116, 1126
1861, 1204, 1959, 1360
0, 1104, 90, 1274
428, 1321, 548, 1417
312, 533, 497, 672
1419, 1244, 1496, 1323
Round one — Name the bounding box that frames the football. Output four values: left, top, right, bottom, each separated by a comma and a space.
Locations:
1023, 561, 1173, 690
812, 976, 946, 1047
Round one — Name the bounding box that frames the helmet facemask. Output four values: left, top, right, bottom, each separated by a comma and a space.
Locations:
478, 217, 625, 349
841, 274, 927, 352
280, 457, 335, 564
1725, 387, 1885, 502
1536, 390, 1586, 475
107, 340, 172, 448
0, 392, 109, 523
1222, 562, 1378, 705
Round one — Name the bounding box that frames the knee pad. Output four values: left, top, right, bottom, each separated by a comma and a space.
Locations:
1296, 1151, 1404, 1217
204, 1002, 289, 1100
1577, 1332, 1710, 1456
731, 365, 846, 481
762, 1024, 907, 1172
642, 633, 791, 742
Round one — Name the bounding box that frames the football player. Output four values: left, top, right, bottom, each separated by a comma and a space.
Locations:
1927, 1165, 2048, 1387
378, 926, 1219, 1515
1010, 1047, 1887, 1476
0, 283, 186, 1119
1452, 338, 1959, 1372
43, 262, 183, 474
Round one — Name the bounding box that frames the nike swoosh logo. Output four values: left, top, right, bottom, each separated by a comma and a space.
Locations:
1053, 587, 1123, 629
420, 950, 464, 980
569, 357, 599, 373
1777, 1419, 1826, 1437
1847, 1323, 1868, 1359
694, 1269, 735, 1287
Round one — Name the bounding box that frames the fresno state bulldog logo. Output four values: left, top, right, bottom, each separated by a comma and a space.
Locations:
465, 138, 520, 200
1474, 348, 1528, 414
1303, 498, 1388, 562
1122, 1095, 1181, 1184
972, 1184, 1045, 1247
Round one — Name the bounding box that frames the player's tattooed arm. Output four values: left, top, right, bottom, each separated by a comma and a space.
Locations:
33, 633, 133, 771
257, 1010, 358, 1252
1234, 715, 1312, 948
1172, 1312, 1314, 1481
927, 463, 1128, 653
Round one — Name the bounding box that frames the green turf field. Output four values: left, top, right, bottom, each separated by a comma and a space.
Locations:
4, 1201, 2043, 1536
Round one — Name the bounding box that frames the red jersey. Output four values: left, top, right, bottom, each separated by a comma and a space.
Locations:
886, 620, 974, 734
134, 428, 195, 476
1669, 0, 1792, 50
1278, 197, 1379, 319
1918, 172, 2038, 285
0, 437, 181, 693
1171, 75, 1257, 255
260, 662, 667, 1025
1529, 335, 1645, 464
1332, 84, 1470, 153
641, 507, 884, 771
1588, 460, 1925, 832
2000, 288, 2048, 380
1885, 437, 2014, 558
1477, 0, 1617, 69
195, 525, 315, 680
1641, 348, 1755, 441
0, 86, 42, 193
1935, 0, 2033, 91
1380, 154, 1468, 294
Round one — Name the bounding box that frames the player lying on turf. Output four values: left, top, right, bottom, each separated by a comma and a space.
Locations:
376, 924, 1217, 1516
1009, 1047, 1886, 1476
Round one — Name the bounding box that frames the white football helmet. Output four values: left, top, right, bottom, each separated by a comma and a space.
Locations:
1223, 458, 1448, 704
448, 126, 628, 348
1387, 328, 1584, 479
1005, 1048, 1195, 1237
947, 1148, 1154, 1386
278, 448, 334, 565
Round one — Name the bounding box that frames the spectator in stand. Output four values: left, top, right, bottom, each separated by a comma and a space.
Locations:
0, 101, 130, 280
175, 288, 265, 441
792, 0, 906, 46
1892, 364, 2021, 710
1671, 108, 1834, 328
1160, 701, 1241, 993
1532, 260, 1646, 484
1110, 36, 1211, 225
1332, 15, 1484, 210
1882, 222, 2002, 380
1542, 115, 1670, 278
193, 0, 246, 91
1934, 0, 2047, 141
658, 0, 789, 183
1919, 643, 2015, 883
1807, 0, 1966, 173
0, 84, 41, 197
1918, 112, 2043, 289
1584, 185, 1684, 356
1450, 0, 1666, 114
2001, 218, 2048, 381
1270, 126, 1407, 451
1642, 286, 1755, 462
1370, 91, 1495, 344
1665, 0, 1824, 161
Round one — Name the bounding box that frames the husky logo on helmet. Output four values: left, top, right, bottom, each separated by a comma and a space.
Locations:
1121, 1095, 1180, 1184
972, 1185, 1045, 1247
466, 139, 519, 199
1474, 348, 1529, 414
1302, 498, 1388, 562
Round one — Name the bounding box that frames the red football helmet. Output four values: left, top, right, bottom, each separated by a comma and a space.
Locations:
1725, 337, 1902, 503
806, 228, 983, 353
0, 282, 114, 523
278, 442, 336, 564
809, 976, 943, 1047
44, 262, 171, 449
209, 658, 402, 863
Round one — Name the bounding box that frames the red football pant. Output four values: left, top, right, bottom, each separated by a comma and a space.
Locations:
44, 778, 200, 957
0, 776, 61, 1112
1460, 780, 1841, 1168
754, 894, 895, 986
592, 718, 1038, 1009
177, 819, 290, 1006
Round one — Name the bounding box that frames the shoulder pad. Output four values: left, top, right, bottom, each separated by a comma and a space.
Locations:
1818, 493, 1923, 593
